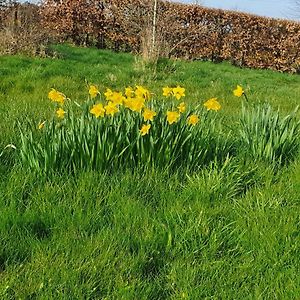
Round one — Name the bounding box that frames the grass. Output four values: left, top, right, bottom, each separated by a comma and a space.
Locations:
1, 44, 300, 150
0, 44, 300, 299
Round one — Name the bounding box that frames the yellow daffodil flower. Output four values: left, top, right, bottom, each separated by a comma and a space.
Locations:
56, 107, 66, 119
178, 102, 186, 113
89, 85, 99, 98
90, 103, 105, 118
167, 111, 180, 124
48, 88, 65, 105
129, 98, 145, 112
123, 97, 133, 109
111, 92, 124, 105
187, 114, 199, 125
140, 124, 151, 136
125, 87, 134, 98
135, 86, 150, 100
172, 86, 185, 100
203, 98, 221, 111
162, 86, 173, 97
104, 88, 114, 101
143, 108, 157, 121
104, 101, 119, 116
233, 85, 244, 97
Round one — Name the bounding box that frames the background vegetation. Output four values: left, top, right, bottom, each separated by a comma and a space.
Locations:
2, 0, 300, 71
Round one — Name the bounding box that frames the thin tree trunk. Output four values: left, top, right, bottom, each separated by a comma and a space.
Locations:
151, 0, 157, 55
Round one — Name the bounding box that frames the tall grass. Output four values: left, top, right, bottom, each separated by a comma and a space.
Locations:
239, 103, 300, 165
18, 88, 300, 174
19, 98, 233, 174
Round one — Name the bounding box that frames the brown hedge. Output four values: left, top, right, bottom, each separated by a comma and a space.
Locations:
12, 0, 300, 72
159, 2, 300, 72
101, 0, 300, 72
0, 2, 50, 55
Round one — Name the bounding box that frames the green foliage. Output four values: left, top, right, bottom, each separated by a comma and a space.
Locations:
239, 103, 300, 165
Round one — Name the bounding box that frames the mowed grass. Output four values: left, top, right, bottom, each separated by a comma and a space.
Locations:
0, 44, 300, 299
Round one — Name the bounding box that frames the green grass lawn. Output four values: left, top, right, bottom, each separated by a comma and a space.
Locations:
0, 44, 300, 299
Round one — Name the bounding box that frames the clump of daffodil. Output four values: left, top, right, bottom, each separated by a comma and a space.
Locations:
48, 88, 66, 105
122, 86, 149, 112
104, 101, 119, 116
204, 98, 221, 111
104, 89, 124, 105
172, 86, 185, 100
22, 83, 236, 174
187, 114, 199, 126
162, 86, 185, 100
178, 102, 186, 113
143, 108, 157, 122
233, 85, 244, 97
90, 103, 105, 118
140, 124, 151, 136
89, 85, 100, 98
167, 111, 180, 124
56, 107, 66, 119
124, 97, 145, 112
